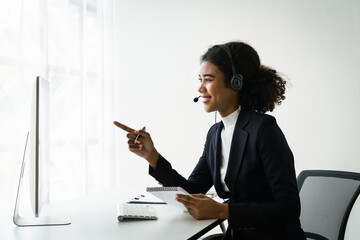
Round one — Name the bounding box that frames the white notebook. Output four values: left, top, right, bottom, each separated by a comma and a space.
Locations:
146, 186, 190, 211
129, 192, 166, 204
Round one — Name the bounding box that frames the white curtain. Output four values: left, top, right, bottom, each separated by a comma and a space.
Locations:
0, 0, 116, 202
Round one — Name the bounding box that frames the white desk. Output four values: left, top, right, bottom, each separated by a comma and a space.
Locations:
1, 189, 223, 240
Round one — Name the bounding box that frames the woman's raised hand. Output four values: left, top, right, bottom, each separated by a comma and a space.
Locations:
113, 121, 159, 169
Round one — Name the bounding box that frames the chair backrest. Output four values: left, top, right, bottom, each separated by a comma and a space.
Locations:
297, 170, 360, 240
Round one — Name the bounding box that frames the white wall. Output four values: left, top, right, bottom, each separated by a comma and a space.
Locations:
113, 0, 360, 238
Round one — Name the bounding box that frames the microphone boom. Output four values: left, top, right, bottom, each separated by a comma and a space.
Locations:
193, 95, 200, 103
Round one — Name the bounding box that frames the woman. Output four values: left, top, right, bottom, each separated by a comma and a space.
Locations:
114, 41, 305, 239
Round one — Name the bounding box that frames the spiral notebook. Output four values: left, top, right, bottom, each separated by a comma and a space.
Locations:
146, 187, 190, 211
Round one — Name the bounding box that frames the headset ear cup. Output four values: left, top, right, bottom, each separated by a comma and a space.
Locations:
231, 75, 243, 91
218, 44, 243, 91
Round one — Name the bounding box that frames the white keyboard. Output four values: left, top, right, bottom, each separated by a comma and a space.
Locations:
117, 203, 158, 221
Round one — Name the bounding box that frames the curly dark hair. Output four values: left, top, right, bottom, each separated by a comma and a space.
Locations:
201, 41, 286, 113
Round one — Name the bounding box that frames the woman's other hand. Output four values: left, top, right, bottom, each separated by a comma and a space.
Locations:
176, 193, 229, 220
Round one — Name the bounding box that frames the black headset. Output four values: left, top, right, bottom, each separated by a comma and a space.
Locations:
218, 44, 243, 91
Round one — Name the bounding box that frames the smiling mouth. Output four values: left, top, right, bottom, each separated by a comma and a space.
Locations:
202, 96, 212, 103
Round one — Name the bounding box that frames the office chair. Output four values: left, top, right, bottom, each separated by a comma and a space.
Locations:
202, 221, 226, 240
297, 170, 360, 240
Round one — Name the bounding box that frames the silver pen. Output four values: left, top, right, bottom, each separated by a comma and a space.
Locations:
134, 127, 146, 144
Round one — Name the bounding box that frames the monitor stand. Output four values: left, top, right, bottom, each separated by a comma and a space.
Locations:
13, 215, 71, 227
13, 133, 71, 227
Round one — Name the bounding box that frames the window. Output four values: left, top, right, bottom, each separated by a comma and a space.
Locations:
0, 0, 115, 202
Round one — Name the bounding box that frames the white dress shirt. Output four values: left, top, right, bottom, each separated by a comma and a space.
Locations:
220, 107, 241, 192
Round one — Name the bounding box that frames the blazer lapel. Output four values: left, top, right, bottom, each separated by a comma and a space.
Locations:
224, 110, 250, 194
213, 121, 225, 196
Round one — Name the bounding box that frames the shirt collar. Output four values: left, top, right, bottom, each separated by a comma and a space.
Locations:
221, 107, 241, 129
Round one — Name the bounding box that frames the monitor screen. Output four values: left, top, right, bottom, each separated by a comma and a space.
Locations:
29, 76, 50, 217
13, 76, 70, 226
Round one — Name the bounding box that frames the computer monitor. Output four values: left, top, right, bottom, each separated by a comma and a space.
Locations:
13, 76, 71, 227
29, 76, 50, 217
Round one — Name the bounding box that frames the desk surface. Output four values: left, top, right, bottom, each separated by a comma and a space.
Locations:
1, 189, 222, 240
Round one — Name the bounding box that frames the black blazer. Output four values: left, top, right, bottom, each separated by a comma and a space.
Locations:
150, 110, 305, 239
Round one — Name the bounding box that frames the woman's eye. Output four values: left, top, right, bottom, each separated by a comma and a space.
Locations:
198, 78, 212, 83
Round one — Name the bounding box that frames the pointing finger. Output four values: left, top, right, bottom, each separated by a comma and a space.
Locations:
113, 121, 135, 133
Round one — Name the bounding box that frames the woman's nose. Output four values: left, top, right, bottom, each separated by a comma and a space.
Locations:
198, 81, 205, 93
